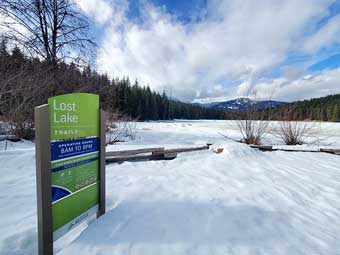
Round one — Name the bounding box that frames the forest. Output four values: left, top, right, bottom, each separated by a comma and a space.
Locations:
262, 94, 340, 122
0, 0, 338, 143
0, 40, 227, 139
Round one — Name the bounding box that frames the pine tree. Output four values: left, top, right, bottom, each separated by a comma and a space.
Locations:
331, 104, 340, 122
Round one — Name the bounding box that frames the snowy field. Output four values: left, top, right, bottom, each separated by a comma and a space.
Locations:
0, 120, 340, 255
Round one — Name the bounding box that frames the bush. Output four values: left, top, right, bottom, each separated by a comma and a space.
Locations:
106, 111, 137, 144
236, 119, 268, 145
10, 121, 35, 140
275, 121, 319, 145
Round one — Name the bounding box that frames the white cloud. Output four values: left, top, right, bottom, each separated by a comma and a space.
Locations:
252, 68, 340, 102
193, 84, 239, 103
96, 0, 337, 102
194, 68, 340, 103
76, 0, 113, 24
304, 14, 340, 53
0, 14, 34, 52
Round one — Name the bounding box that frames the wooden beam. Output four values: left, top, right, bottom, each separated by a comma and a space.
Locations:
106, 147, 164, 157
250, 145, 274, 151
106, 153, 177, 163
105, 144, 210, 164
152, 145, 210, 155
251, 145, 340, 155
97, 109, 106, 218
35, 104, 53, 255
320, 148, 340, 154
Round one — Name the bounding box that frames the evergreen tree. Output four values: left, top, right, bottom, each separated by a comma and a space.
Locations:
0, 45, 233, 125
331, 104, 340, 122
262, 94, 340, 122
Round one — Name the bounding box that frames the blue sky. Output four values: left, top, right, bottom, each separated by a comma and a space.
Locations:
78, 0, 340, 103
127, 0, 207, 23
308, 54, 340, 72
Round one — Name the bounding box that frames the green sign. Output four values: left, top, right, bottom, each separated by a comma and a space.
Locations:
49, 93, 99, 140
48, 93, 100, 240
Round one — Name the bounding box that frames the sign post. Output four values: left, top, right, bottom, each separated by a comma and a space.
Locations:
35, 93, 106, 255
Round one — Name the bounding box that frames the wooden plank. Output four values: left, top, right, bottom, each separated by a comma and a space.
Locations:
152, 145, 210, 155
278, 149, 319, 152
320, 148, 340, 154
97, 109, 106, 218
253, 146, 319, 153
163, 153, 178, 159
35, 104, 53, 255
251, 145, 340, 155
250, 145, 274, 151
106, 154, 154, 163
105, 144, 209, 164
106, 147, 164, 157
106, 153, 176, 163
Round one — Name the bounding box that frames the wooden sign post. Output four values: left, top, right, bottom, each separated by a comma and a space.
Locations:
35, 93, 106, 255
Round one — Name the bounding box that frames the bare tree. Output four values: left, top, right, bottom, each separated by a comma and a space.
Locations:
275, 121, 318, 145
272, 107, 321, 145
236, 118, 269, 145
106, 111, 137, 145
0, 45, 53, 140
0, 0, 94, 65
1, 65, 51, 140
0, 0, 95, 139
234, 90, 271, 145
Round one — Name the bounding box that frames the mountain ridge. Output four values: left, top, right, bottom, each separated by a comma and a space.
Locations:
195, 98, 287, 111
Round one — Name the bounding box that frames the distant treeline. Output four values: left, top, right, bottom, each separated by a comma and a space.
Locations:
101, 79, 227, 120
3, 39, 338, 142
262, 94, 340, 122
0, 40, 227, 132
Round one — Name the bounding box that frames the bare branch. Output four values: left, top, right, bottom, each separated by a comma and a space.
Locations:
0, 0, 95, 65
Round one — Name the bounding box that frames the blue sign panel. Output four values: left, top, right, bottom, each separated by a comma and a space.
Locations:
51, 137, 99, 161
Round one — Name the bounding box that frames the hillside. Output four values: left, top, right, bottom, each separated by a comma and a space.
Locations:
196, 98, 287, 111
264, 94, 340, 122
196, 94, 340, 122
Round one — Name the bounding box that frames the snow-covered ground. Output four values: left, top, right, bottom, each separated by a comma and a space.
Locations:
1, 120, 340, 255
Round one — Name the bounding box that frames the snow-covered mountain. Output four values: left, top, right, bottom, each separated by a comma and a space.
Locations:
196, 98, 287, 111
